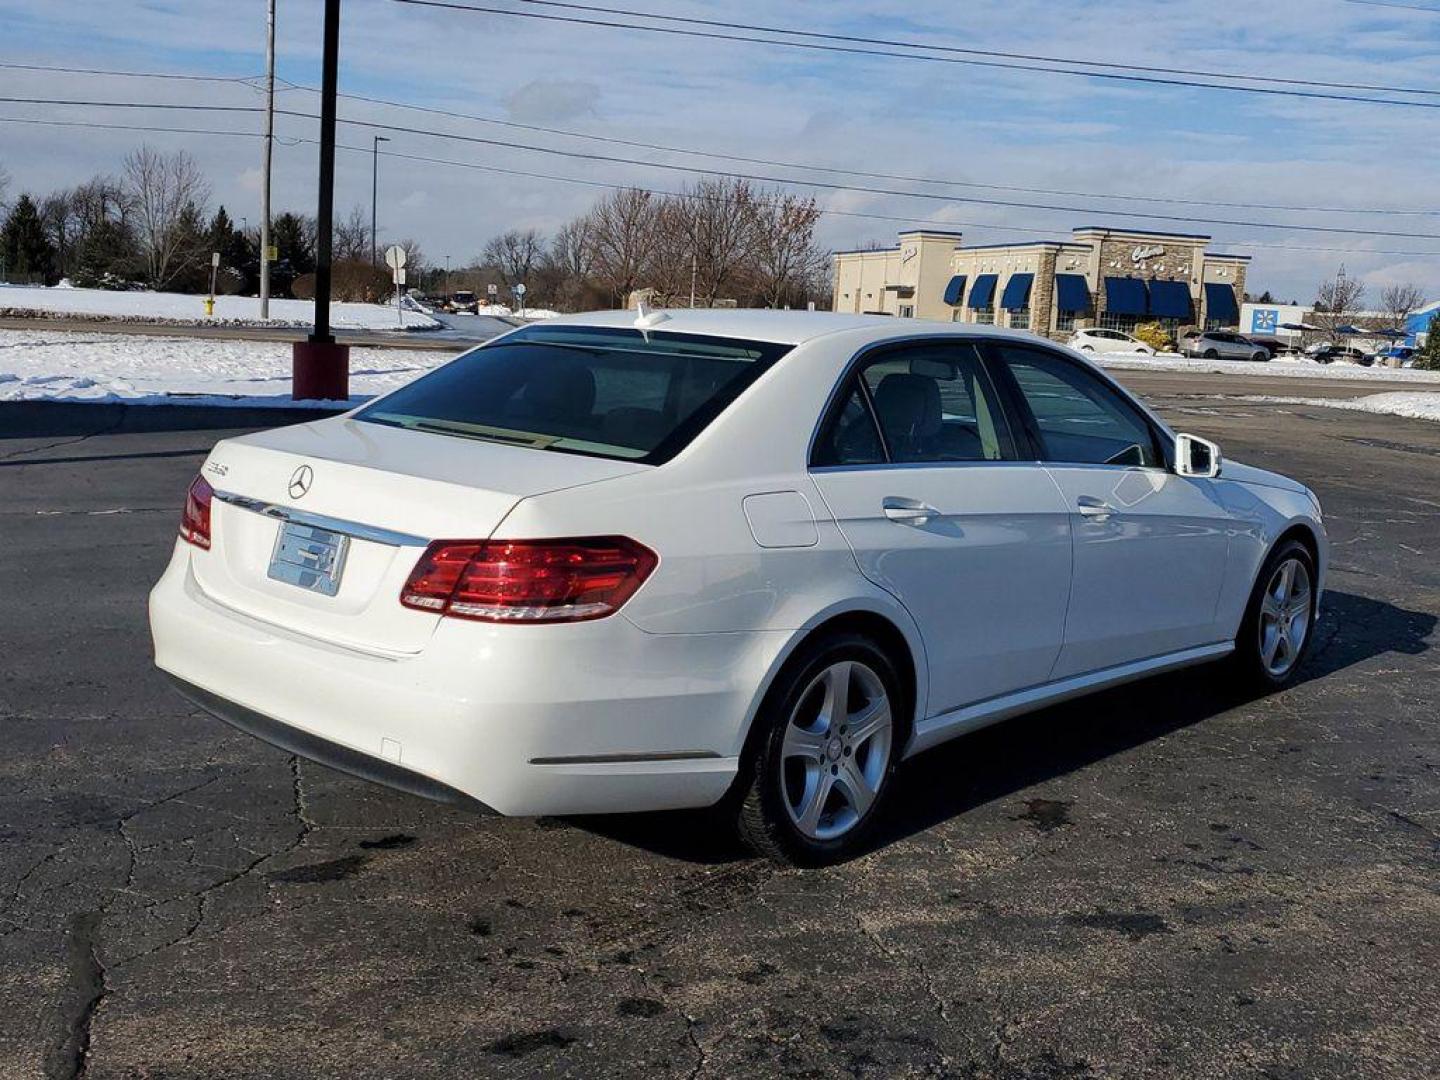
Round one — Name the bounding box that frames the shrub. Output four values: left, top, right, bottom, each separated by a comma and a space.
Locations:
1416, 314, 1440, 371
1132, 322, 1175, 353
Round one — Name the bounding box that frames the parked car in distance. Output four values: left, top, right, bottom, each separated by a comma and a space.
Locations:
150, 311, 1326, 865
1182, 330, 1269, 362
1306, 343, 1372, 366
444, 290, 479, 314
1246, 336, 1291, 359
1370, 346, 1415, 367
1066, 328, 1155, 355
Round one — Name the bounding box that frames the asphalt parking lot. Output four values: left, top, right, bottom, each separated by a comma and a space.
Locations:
2, 372, 1437, 1079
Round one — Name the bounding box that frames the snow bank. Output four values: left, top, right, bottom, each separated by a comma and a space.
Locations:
1097, 351, 1440, 384
1241, 392, 1440, 423
0, 328, 457, 406
0, 284, 441, 331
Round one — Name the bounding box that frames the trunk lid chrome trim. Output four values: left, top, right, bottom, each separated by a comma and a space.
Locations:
214, 490, 431, 548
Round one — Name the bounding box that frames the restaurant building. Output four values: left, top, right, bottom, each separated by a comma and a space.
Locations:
833, 226, 1249, 342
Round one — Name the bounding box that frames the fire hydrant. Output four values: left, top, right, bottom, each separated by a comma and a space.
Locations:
203, 297, 215, 317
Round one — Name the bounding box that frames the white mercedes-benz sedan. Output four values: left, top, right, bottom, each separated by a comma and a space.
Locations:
150, 310, 1326, 864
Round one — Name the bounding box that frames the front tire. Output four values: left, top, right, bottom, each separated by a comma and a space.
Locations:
1203, 349, 1220, 359
733, 632, 904, 866
1231, 539, 1317, 690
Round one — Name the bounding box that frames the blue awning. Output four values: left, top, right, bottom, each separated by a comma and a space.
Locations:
1055, 274, 1090, 313
1204, 282, 1238, 323
999, 273, 1034, 311
1104, 277, 1148, 317
942, 275, 967, 306
1149, 280, 1192, 319
968, 273, 998, 309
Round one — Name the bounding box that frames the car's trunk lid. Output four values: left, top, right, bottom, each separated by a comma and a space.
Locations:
193, 417, 645, 653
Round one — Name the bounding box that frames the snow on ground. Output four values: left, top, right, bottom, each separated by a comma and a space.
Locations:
1097, 351, 1440, 384
1240, 392, 1440, 423
0, 284, 441, 331
0, 328, 456, 407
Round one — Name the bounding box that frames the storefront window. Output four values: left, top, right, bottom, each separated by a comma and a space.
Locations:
898, 304, 915, 318
1008, 307, 1031, 330
1098, 312, 1140, 333
1056, 309, 1089, 333
971, 307, 995, 325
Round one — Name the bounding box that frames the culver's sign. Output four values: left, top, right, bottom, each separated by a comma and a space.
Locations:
1130, 244, 1165, 264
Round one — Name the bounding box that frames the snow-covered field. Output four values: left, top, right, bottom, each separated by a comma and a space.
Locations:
0, 329, 455, 406
0, 284, 441, 331
1241, 392, 1440, 424
1098, 351, 1440, 384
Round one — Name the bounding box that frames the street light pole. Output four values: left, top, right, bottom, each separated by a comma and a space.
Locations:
371, 134, 390, 266
293, 0, 349, 401
444, 254, 451, 301
259, 0, 275, 319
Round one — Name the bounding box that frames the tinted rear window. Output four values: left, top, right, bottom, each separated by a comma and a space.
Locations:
356, 325, 791, 464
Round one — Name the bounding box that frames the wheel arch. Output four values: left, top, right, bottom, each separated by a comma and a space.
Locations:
732, 597, 928, 767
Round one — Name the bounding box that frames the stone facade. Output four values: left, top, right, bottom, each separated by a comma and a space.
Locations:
832, 226, 1253, 342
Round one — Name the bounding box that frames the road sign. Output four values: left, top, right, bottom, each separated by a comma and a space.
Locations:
211, 251, 221, 268
487, 283, 499, 296
384, 245, 407, 271
266, 245, 279, 262
393, 267, 407, 286
514, 283, 527, 296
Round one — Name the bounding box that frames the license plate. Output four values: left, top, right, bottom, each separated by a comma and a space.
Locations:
268, 521, 349, 596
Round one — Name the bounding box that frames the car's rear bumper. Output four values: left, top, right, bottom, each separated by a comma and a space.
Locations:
150, 544, 784, 816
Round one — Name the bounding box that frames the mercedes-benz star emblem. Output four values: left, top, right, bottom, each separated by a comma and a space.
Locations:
288, 465, 314, 500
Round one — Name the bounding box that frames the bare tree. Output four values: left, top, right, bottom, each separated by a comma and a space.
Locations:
672, 177, 756, 307
1312, 267, 1366, 341
124, 146, 211, 288
1381, 282, 1425, 328
749, 191, 826, 308
584, 188, 655, 305
549, 218, 592, 280
332, 206, 370, 263
0, 163, 10, 211
397, 236, 426, 272
482, 228, 545, 289
40, 190, 78, 278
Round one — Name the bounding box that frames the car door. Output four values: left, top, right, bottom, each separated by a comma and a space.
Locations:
985, 342, 1232, 679
809, 340, 1072, 716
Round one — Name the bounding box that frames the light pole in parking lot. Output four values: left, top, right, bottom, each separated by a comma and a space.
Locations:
444, 254, 451, 301
293, 0, 349, 401
371, 134, 390, 266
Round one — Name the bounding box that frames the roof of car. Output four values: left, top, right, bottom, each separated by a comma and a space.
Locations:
529, 308, 1045, 347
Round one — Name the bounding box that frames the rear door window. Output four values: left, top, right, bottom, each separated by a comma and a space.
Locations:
357, 326, 791, 464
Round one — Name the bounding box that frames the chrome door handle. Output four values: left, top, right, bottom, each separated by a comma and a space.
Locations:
882, 497, 939, 524
1076, 496, 1116, 518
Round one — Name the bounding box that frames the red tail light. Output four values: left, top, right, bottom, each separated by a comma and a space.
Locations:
180, 474, 214, 549
400, 537, 658, 623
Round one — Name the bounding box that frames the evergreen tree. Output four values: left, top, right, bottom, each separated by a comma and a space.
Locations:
72, 217, 137, 289
1, 194, 57, 283
1417, 314, 1440, 372
210, 206, 258, 293
270, 211, 315, 296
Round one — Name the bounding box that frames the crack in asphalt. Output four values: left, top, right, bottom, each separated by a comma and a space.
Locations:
47, 910, 106, 1080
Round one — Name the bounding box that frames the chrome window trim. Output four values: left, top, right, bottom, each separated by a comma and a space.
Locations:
213, 490, 431, 548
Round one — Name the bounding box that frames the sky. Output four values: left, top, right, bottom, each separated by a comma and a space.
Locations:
2, 0, 1439, 304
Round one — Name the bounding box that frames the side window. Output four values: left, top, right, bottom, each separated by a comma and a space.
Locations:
995, 346, 1161, 468
859, 344, 1017, 463
812, 381, 885, 466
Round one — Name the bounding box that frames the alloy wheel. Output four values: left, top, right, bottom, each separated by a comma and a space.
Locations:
779, 660, 893, 841
1259, 557, 1312, 678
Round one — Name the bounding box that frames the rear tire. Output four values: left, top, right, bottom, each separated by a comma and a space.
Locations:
1230, 539, 1317, 691
732, 632, 905, 866
1203, 349, 1220, 359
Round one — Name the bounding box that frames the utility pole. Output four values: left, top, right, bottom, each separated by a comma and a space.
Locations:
371, 134, 390, 265
444, 254, 451, 300
259, 0, 275, 319
689, 250, 697, 308
293, 0, 348, 400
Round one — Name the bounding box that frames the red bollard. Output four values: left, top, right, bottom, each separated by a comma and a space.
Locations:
292, 340, 350, 402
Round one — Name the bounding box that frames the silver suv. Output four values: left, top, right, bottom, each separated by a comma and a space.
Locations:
1183, 331, 1268, 362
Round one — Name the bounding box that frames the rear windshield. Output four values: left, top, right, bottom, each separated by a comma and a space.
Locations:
356, 325, 792, 464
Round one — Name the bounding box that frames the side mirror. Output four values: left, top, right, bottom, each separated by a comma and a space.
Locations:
1174, 433, 1222, 478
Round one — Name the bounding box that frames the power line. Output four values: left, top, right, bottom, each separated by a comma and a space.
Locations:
273, 78, 1440, 219
0, 60, 262, 83
503, 0, 1440, 98
5, 110, 1439, 257
0, 95, 262, 114
8, 94, 1440, 239
277, 107, 1440, 241
390, 0, 1440, 110
10, 59, 1438, 217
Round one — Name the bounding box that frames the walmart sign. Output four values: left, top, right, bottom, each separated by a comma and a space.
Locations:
1250, 307, 1279, 334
